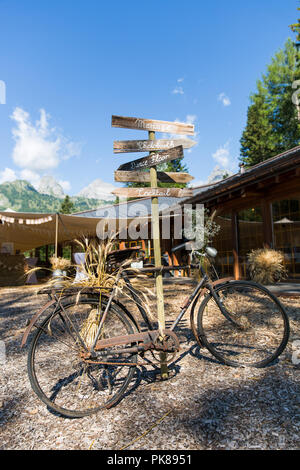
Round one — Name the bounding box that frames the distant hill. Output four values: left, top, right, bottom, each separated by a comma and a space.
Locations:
0, 180, 112, 213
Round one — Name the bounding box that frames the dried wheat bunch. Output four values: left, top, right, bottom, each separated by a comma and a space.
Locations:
247, 248, 287, 284
28, 236, 156, 348
49, 256, 71, 271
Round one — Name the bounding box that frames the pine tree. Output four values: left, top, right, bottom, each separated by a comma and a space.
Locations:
240, 82, 276, 166
240, 39, 300, 167
290, 5, 300, 64
59, 195, 75, 214
157, 158, 189, 189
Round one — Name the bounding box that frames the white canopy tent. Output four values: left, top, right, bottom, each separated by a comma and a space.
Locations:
0, 211, 147, 254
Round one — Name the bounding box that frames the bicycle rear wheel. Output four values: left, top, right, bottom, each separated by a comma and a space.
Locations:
27, 295, 138, 418
197, 281, 289, 368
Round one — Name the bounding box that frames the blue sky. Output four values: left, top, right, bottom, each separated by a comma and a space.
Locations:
0, 0, 298, 197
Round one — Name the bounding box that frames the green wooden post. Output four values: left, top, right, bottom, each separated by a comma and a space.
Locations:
149, 130, 169, 379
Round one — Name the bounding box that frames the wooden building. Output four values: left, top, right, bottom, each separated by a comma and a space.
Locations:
184, 145, 300, 280
8, 142, 300, 283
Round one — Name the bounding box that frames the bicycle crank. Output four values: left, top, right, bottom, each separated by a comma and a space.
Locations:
150, 330, 181, 365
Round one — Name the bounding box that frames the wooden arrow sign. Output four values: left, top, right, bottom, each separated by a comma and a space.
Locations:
112, 115, 195, 136
112, 187, 193, 198
115, 170, 194, 184
117, 146, 184, 172
113, 138, 196, 153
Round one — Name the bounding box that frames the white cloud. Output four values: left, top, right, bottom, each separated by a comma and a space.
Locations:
186, 114, 197, 125
177, 78, 184, 83
61, 140, 82, 161
59, 180, 71, 192
6, 107, 82, 193
173, 114, 198, 129
10, 107, 81, 171
172, 86, 184, 95
212, 142, 230, 168
0, 168, 17, 184
162, 114, 199, 153
19, 169, 41, 188
11, 108, 60, 171
185, 115, 199, 152
218, 92, 231, 107
189, 179, 206, 188
0, 166, 43, 189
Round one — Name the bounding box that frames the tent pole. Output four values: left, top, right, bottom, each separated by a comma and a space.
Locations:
55, 213, 59, 258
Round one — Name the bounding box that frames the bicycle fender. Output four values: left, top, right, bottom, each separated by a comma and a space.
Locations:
21, 298, 57, 347
210, 277, 235, 288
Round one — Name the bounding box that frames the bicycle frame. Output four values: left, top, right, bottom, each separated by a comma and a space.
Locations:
21, 261, 235, 356
88, 263, 234, 357
121, 264, 233, 333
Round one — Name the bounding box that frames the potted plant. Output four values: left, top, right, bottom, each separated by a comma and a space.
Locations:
49, 256, 71, 286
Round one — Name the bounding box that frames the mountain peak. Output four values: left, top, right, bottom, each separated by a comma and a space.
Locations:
77, 179, 116, 201
38, 175, 65, 199
207, 166, 232, 184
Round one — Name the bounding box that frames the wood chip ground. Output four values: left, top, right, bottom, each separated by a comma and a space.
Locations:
0, 281, 299, 450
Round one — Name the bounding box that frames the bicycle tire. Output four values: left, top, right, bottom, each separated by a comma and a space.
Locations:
197, 280, 290, 368
27, 294, 139, 418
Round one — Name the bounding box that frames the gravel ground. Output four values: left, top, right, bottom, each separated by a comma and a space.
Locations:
0, 281, 299, 450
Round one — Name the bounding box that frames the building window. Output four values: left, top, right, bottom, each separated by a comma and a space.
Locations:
238, 207, 263, 277
273, 198, 300, 278
213, 215, 233, 276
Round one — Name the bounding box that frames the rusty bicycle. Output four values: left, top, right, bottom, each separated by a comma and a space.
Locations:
22, 247, 290, 418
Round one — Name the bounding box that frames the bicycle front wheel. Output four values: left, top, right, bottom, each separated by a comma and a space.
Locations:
27, 295, 138, 418
197, 281, 290, 368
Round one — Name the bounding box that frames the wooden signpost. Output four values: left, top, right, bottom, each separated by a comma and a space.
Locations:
113, 138, 196, 153
112, 115, 195, 135
114, 170, 194, 184
111, 115, 195, 379
117, 145, 184, 171
112, 187, 193, 198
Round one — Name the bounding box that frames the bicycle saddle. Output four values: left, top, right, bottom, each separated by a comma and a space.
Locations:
105, 247, 141, 271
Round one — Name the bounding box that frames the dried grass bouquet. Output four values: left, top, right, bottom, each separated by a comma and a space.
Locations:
49, 256, 71, 271
247, 248, 287, 284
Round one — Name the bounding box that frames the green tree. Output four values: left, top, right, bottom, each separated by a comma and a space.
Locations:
240, 82, 276, 166
59, 195, 75, 214
290, 4, 300, 65
240, 39, 300, 167
157, 157, 189, 189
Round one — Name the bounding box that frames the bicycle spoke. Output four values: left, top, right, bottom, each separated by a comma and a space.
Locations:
198, 282, 289, 367
28, 296, 138, 417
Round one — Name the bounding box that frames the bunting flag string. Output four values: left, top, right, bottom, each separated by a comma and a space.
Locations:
0, 215, 53, 225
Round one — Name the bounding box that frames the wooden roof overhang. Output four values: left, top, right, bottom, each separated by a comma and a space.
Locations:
184, 145, 300, 215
